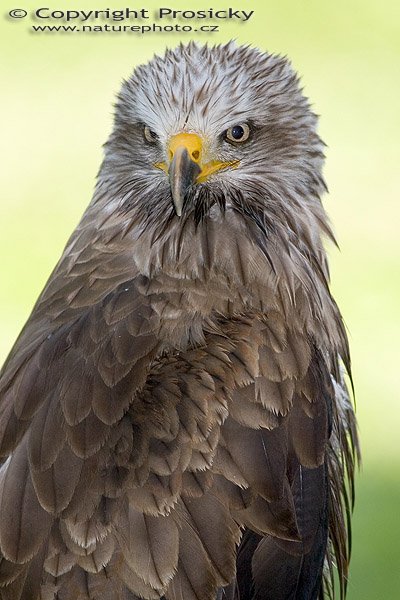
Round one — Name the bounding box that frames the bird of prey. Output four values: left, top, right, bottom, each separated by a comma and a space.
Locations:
0, 42, 358, 600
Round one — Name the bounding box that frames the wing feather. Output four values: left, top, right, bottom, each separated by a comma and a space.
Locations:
0, 438, 53, 564
116, 505, 178, 590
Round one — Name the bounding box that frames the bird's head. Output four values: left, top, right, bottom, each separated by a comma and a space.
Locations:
100, 42, 327, 235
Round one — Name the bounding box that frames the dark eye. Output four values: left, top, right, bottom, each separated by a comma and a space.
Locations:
225, 123, 251, 143
144, 125, 158, 144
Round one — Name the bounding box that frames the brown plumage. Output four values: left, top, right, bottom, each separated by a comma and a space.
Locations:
0, 42, 358, 599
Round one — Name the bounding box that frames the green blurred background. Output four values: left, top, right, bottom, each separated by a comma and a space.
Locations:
1, 1, 399, 597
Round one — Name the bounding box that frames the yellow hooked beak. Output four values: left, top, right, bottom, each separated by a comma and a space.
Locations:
155, 133, 239, 216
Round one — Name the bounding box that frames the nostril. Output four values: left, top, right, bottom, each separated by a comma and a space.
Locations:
192, 150, 200, 161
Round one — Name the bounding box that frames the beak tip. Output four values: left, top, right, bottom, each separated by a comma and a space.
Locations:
172, 193, 184, 217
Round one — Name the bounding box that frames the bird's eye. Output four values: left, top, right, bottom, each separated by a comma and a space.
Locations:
225, 123, 251, 144
144, 125, 158, 144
